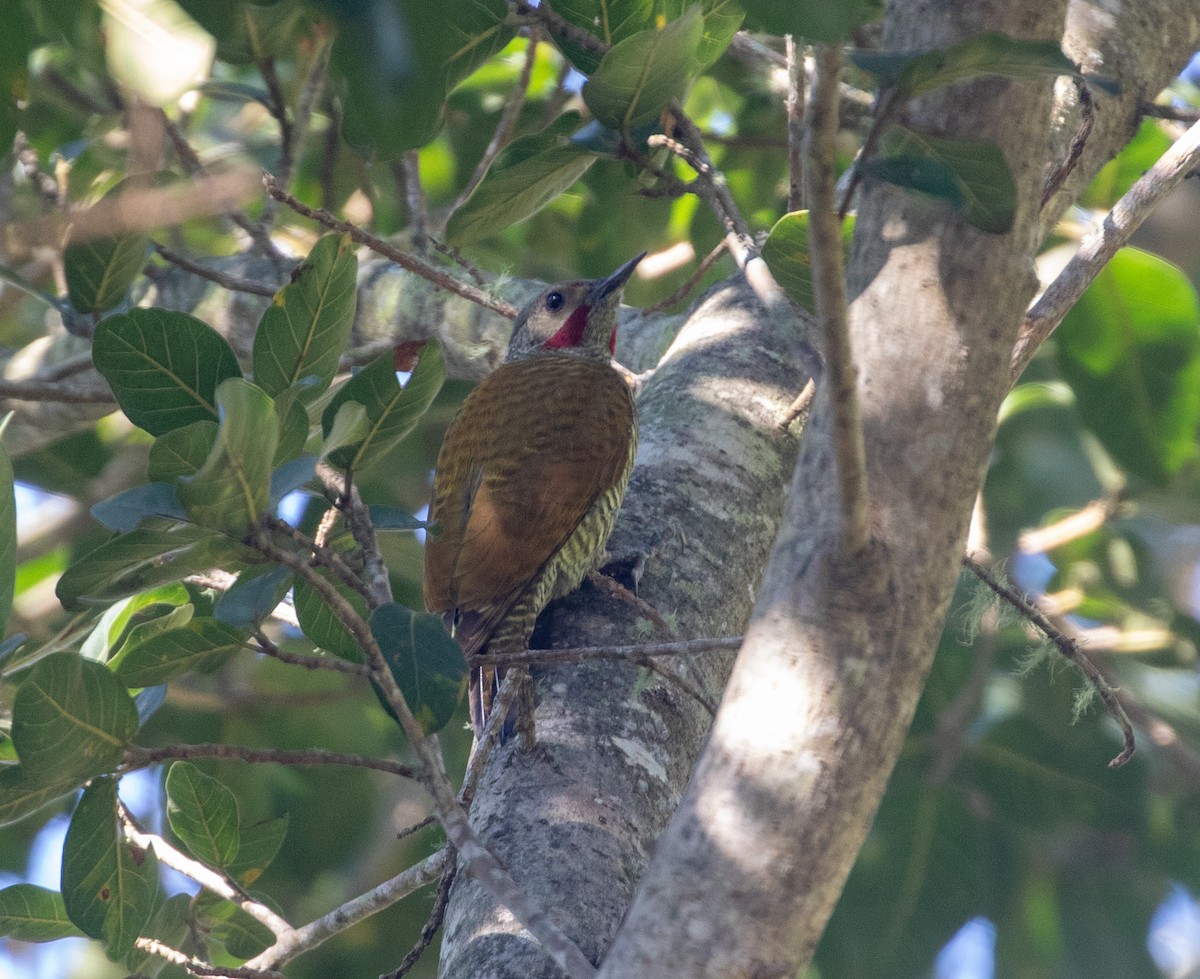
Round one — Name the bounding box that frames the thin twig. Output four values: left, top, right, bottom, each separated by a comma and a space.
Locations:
473, 636, 741, 667
961, 554, 1136, 767
135, 937, 287, 979
1041, 78, 1094, 208
396, 813, 438, 841
153, 243, 279, 297
634, 240, 728, 316
119, 804, 292, 938
252, 629, 371, 677
1141, 102, 1200, 123
244, 850, 450, 972
0, 378, 114, 403
511, 0, 606, 55
263, 513, 373, 605
158, 109, 285, 267
586, 570, 677, 637
786, 35, 805, 212
264, 173, 520, 319
1013, 113, 1200, 379
32, 352, 95, 382
258, 56, 295, 198
806, 45, 869, 558
380, 853, 457, 979
315, 461, 391, 608
778, 378, 816, 430
1096, 661, 1200, 782
126, 743, 420, 780
637, 655, 717, 715
1018, 498, 1116, 555
449, 34, 540, 225
399, 152, 429, 254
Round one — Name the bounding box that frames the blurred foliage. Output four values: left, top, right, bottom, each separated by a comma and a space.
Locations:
0, 1, 1196, 978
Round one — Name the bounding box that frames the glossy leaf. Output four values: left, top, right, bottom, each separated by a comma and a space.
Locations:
12, 653, 139, 785
369, 602, 467, 734
64, 178, 149, 314
91, 482, 189, 532
61, 777, 158, 960
864, 126, 1016, 234
213, 565, 293, 628
78, 584, 192, 664
56, 523, 253, 609
446, 142, 596, 246
193, 891, 274, 959
113, 618, 246, 687
0, 883, 84, 942
293, 569, 369, 661
321, 343, 445, 472
177, 378, 279, 535
0, 765, 80, 828
583, 6, 703, 130
762, 210, 857, 314
850, 32, 1077, 99
253, 233, 358, 397
226, 813, 289, 887
165, 761, 240, 868
92, 309, 243, 436
147, 421, 219, 482
1057, 248, 1200, 483
739, 0, 882, 43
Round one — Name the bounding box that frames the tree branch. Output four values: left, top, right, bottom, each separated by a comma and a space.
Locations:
1013, 113, 1200, 379
804, 44, 868, 557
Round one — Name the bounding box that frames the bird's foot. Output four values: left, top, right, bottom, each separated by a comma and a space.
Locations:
586, 569, 677, 638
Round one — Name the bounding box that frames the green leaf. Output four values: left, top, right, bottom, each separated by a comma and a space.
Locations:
92, 309, 243, 436
864, 126, 1016, 234
109, 603, 196, 666
177, 0, 306, 64
12, 653, 139, 786
91, 483, 189, 532
739, 0, 882, 43
850, 32, 1077, 99
0, 436, 15, 638
321, 343, 445, 472
177, 378, 279, 535
320, 401, 370, 459
368, 504, 433, 531
213, 565, 293, 629
61, 777, 158, 960
269, 454, 317, 506
147, 421, 219, 482
0, 765, 80, 828
446, 142, 596, 246
293, 569, 369, 662
56, 523, 254, 610
123, 892, 190, 978
64, 178, 150, 314
582, 6, 703, 130
369, 603, 467, 734
193, 891, 274, 959
0, 883, 84, 942
762, 210, 857, 314
551, 0, 655, 74
78, 584, 193, 664
272, 384, 315, 465
113, 618, 247, 687
165, 761, 240, 869
330, 0, 513, 157
226, 813, 288, 887
1057, 248, 1200, 483
253, 233, 358, 398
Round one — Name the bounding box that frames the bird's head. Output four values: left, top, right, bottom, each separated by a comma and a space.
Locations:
504, 253, 645, 363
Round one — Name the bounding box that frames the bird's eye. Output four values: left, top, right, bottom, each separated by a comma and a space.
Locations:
545, 291, 565, 312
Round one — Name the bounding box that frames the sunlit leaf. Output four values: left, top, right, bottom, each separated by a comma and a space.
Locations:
113, 617, 247, 686
762, 210, 856, 314
0, 883, 84, 942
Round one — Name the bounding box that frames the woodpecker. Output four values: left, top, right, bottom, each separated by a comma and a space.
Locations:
423, 254, 643, 736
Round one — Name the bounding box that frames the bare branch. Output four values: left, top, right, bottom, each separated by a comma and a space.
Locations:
1040, 78, 1094, 208
119, 803, 292, 938
472, 636, 742, 667
263, 173, 520, 319
1013, 114, 1200, 379
126, 742, 419, 779
1018, 498, 1116, 555
398, 152, 429, 253
806, 45, 868, 557
252, 629, 372, 678
0, 378, 115, 404
262, 513, 373, 605
961, 555, 1135, 767
380, 854, 457, 979
634, 239, 728, 316
315, 461, 392, 608
244, 850, 450, 972
135, 937, 287, 979
153, 243, 279, 297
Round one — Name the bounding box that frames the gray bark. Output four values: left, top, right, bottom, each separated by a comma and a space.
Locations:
438, 1, 1200, 978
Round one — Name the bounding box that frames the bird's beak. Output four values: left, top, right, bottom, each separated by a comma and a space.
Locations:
588, 252, 646, 306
